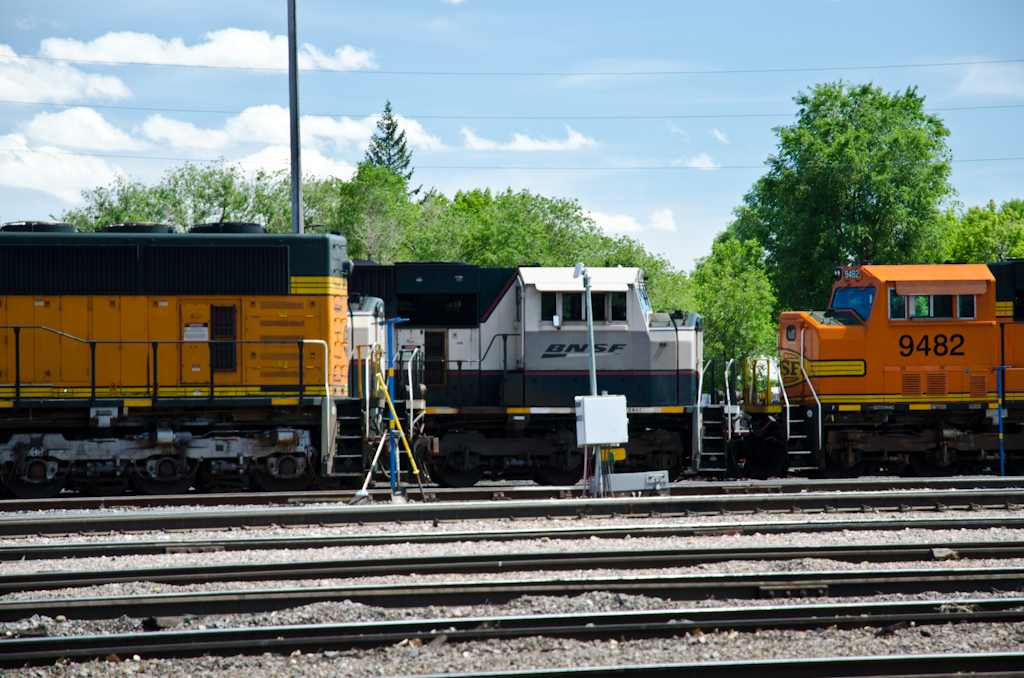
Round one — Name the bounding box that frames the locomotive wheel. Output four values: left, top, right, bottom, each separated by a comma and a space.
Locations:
5, 476, 66, 499
251, 462, 315, 493
428, 462, 485, 488
909, 450, 961, 477
4, 459, 66, 499
132, 459, 197, 495
534, 460, 584, 486
823, 459, 867, 478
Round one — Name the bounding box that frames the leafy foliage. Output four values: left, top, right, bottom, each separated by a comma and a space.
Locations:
692, 238, 777, 363
734, 81, 954, 311
941, 199, 1024, 263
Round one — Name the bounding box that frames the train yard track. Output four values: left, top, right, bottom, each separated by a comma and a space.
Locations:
3, 476, 1024, 512
4, 513, 1024, 561
5, 564, 1024, 621
2, 486, 1023, 538
2, 598, 1024, 669
4, 540, 1023, 595
4, 480, 1024, 675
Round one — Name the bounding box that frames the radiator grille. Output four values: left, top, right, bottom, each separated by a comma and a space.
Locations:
147, 246, 288, 295
0, 245, 138, 294
901, 372, 924, 397
926, 372, 948, 396
970, 374, 988, 399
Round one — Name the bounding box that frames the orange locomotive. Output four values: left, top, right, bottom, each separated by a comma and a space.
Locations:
755, 262, 1024, 477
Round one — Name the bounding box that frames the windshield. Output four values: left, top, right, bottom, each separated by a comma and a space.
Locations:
831, 286, 876, 320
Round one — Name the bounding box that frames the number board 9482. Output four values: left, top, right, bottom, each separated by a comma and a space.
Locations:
898, 333, 964, 357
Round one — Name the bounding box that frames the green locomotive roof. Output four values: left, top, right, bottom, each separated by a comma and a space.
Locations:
0, 229, 348, 296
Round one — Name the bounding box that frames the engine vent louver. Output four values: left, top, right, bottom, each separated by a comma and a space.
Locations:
146, 246, 288, 295
901, 372, 924, 397
970, 374, 988, 400
0, 245, 138, 294
926, 372, 948, 396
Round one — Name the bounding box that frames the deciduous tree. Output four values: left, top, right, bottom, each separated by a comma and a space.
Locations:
734, 81, 954, 311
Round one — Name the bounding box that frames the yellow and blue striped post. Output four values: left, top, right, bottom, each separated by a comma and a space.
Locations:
998, 366, 1006, 477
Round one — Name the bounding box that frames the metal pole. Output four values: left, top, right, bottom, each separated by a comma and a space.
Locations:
287, 0, 304, 234
998, 366, 1005, 477
584, 269, 597, 397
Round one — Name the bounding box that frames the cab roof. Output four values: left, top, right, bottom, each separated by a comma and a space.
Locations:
854, 264, 993, 296
519, 267, 641, 292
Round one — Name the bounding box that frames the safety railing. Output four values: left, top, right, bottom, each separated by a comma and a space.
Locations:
0, 325, 332, 407
800, 327, 823, 450
741, 356, 792, 441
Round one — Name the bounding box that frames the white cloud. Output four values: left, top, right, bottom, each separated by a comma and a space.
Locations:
21, 108, 149, 151
709, 128, 729, 144
667, 122, 690, 141
672, 153, 720, 170
40, 29, 376, 71
590, 208, 676, 234
141, 106, 443, 153
461, 125, 597, 151
955, 61, 1024, 98
0, 44, 130, 103
0, 133, 121, 202
233, 146, 357, 181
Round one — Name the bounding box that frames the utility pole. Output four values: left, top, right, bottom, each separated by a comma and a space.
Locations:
287, 0, 304, 234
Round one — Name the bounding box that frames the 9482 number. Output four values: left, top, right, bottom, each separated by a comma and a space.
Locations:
898, 333, 964, 357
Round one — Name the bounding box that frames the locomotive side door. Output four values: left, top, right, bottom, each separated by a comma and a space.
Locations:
181, 301, 240, 385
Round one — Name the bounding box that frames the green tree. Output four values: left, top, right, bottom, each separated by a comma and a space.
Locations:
692, 238, 776, 363
734, 81, 954, 311
942, 199, 1024, 263
58, 175, 168, 231
364, 100, 413, 183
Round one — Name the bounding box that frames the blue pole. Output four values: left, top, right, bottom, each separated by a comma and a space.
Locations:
998, 366, 1005, 477
387, 319, 398, 492
381, 317, 408, 493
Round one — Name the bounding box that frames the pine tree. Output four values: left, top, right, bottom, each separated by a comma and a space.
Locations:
364, 100, 413, 182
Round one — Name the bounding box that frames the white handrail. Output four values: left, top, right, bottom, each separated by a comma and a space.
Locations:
767, 356, 791, 441
799, 328, 823, 454
407, 347, 420, 440
724, 359, 734, 441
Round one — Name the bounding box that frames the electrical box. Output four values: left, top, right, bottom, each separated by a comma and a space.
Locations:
574, 395, 629, 446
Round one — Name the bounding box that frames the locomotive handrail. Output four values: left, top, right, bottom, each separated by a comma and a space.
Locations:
0, 325, 334, 407
724, 359, 735, 442
769, 356, 792, 441
799, 327, 823, 458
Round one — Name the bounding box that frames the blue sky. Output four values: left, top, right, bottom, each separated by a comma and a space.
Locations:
1, 0, 1022, 270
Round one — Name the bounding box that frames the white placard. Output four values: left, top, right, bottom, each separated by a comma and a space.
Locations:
183, 323, 209, 342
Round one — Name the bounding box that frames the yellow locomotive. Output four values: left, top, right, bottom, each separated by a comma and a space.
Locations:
0, 222, 363, 497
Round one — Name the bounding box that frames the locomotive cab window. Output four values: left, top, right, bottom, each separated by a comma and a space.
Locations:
889, 289, 907, 320
959, 294, 976, 319
611, 292, 627, 321
563, 293, 584, 321
785, 325, 796, 341
831, 286, 875, 320
541, 292, 556, 321
590, 292, 607, 321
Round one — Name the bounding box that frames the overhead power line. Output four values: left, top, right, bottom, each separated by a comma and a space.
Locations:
11, 54, 1024, 76
0, 98, 1021, 120
2, 146, 1023, 170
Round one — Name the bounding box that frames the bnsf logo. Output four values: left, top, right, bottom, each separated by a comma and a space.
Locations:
542, 343, 627, 358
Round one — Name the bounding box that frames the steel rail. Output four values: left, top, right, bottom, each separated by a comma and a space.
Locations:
3, 565, 1024, 622
414, 654, 1024, 678
2, 488, 1023, 538
6, 514, 1024, 562
2, 598, 1024, 668
5, 477, 1024, 512
5, 540, 1024, 595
